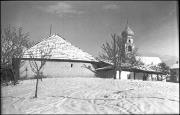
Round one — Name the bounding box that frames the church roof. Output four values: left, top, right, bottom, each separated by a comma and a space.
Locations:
99, 56, 162, 66
97, 56, 163, 73
23, 34, 98, 62
136, 56, 162, 66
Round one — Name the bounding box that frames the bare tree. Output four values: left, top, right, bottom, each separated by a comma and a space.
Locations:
99, 33, 141, 79
28, 43, 53, 98
1, 25, 30, 84
157, 62, 170, 80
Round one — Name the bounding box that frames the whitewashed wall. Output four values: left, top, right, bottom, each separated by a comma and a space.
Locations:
120, 71, 131, 80
128, 72, 160, 81
20, 60, 97, 78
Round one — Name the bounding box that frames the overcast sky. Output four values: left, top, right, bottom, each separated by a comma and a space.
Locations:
1, 1, 179, 61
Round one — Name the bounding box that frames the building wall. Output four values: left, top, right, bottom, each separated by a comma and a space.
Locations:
121, 71, 130, 80
19, 60, 97, 78
129, 72, 146, 80
96, 70, 157, 80
96, 70, 131, 79
128, 72, 160, 81
169, 69, 179, 82
95, 69, 165, 81
96, 70, 133, 80
96, 70, 114, 78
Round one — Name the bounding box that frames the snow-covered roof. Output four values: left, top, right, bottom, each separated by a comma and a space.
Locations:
133, 64, 161, 73
99, 56, 162, 66
170, 63, 179, 69
23, 34, 98, 62
98, 59, 113, 65
136, 56, 162, 66
96, 56, 164, 73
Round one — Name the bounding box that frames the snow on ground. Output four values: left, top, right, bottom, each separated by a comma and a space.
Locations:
1, 78, 179, 114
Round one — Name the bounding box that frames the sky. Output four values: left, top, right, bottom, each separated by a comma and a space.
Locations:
1, 1, 179, 65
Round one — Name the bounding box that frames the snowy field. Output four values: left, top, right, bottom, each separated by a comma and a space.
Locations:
1, 77, 179, 114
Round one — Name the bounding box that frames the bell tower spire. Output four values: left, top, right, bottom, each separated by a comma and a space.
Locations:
126, 18, 128, 27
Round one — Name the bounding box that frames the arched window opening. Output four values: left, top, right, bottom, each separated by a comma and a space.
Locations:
71, 64, 73, 68
128, 46, 132, 52
129, 39, 131, 43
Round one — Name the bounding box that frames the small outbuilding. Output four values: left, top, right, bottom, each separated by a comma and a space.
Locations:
13, 34, 100, 79
95, 57, 165, 81
168, 62, 179, 83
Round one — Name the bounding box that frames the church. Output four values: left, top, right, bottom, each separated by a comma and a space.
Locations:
96, 23, 164, 80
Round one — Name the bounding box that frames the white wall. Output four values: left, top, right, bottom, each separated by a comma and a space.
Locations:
20, 60, 96, 78
128, 72, 161, 81
120, 71, 131, 80
116, 71, 120, 79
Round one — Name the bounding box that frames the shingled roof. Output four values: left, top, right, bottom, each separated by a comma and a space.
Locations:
23, 34, 98, 62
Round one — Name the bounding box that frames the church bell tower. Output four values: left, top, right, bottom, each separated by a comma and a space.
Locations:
121, 21, 135, 56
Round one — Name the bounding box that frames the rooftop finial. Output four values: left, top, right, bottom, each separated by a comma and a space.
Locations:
125, 17, 129, 29
121, 18, 134, 36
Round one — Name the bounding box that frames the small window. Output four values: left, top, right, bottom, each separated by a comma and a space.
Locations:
129, 39, 131, 43
71, 64, 73, 68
